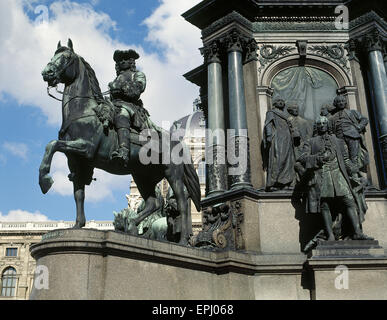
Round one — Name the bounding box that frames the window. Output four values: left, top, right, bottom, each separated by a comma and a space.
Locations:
1, 267, 17, 297
197, 161, 206, 184
5, 248, 18, 257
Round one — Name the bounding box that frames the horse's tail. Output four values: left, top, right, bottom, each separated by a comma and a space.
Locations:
183, 162, 201, 212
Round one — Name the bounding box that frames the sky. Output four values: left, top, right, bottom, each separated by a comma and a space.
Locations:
0, 0, 202, 222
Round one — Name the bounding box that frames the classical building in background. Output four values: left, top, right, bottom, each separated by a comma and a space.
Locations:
26, 0, 387, 300
0, 221, 113, 300
126, 100, 206, 234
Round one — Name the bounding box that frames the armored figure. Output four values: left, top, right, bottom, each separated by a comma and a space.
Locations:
330, 95, 369, 171
262, 98, 296, 191
109, 49, 149, 166
298, 116, 372, 241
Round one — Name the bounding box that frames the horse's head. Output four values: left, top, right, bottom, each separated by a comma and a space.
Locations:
42, 39, 78, 87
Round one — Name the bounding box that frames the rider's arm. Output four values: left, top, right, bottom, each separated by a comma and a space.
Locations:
121, 72, 146, 100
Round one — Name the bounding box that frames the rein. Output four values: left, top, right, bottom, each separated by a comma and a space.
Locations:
45, 54, 113, 137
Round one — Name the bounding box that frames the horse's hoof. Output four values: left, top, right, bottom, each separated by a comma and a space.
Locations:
72, 221, 86, 229
39, 174, 54, 194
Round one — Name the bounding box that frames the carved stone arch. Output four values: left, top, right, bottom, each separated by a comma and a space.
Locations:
256, 54, 353, 134
261, 54, 352, 88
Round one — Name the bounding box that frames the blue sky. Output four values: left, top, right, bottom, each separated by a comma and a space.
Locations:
0, 0, 202, 222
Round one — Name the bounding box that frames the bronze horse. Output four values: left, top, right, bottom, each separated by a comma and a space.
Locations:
40, 39, 201, 244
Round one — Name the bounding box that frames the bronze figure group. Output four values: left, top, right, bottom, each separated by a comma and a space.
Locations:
263, 94, 372, 245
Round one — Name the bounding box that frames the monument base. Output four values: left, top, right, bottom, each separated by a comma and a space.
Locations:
30, 229, 309, 300
30, 229, 387, 300
307, 240, 387, 299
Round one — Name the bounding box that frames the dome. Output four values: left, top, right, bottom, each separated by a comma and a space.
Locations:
170, 110, 206, 138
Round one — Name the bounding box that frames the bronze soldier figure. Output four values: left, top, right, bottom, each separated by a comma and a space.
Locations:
330, 95, 369, 171
298, 116, 372, 241
109, 49, 148, 166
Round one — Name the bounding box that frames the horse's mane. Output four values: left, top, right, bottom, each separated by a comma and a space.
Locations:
78, 56, 105, 104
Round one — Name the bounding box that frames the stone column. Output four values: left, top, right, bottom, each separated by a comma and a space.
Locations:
226, 29, 252, 190
364, 29, 387, 177
203, 41, 227, 196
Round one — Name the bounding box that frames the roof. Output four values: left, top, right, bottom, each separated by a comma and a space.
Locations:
182, 0, 385, 31
182, 0, 346, 30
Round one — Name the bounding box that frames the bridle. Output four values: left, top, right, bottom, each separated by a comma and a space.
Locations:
46, 53, 110, 103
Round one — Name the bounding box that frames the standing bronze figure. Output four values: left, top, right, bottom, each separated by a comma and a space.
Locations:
262, 98, 296, 191
330, 95, 369, 172
298, 116, 372, 241
39, 40, 201, 244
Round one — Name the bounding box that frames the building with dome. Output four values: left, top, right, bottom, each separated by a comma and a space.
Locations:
126, 99, 207, 234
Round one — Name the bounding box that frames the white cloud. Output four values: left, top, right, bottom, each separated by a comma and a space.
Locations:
0, 0, 202, 127
3, 142, 29, 160
0, 0, 202, 202
0, 209, 49, 222
50, 153, 130, 203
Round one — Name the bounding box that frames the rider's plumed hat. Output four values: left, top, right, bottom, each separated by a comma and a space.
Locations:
113, 49, 140, 62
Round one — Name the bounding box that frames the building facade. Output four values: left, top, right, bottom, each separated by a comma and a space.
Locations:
0, 221, 113, 300
126, 101, 206, 234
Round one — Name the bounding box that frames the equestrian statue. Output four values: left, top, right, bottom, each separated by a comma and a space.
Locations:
39, 39, 201, 245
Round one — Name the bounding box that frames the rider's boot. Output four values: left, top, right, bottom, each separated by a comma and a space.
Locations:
112, 128, 130, 166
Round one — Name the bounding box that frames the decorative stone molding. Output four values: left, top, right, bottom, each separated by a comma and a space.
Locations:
258, 44, 295, 73
244, 38, 258, 64
202, 29, 258, 67
345, 38, 360, 62
363, 28, 385, 53
224, 28, 245, 53
191, 201, 244, 251
201, 40, 222, 64
296, 40, 308, 66
253, 16, 338, 32
349, 11, 387, 33
309, 44, 350, 72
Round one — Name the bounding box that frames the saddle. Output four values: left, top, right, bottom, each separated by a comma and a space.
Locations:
93, 99, 164, 148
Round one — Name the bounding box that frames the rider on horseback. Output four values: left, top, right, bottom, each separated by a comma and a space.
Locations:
109, 49, 149, 166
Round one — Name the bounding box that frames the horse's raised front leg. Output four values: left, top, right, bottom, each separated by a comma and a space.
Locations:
39, 139, 95, 194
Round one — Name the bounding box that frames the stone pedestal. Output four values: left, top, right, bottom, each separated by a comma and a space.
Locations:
29, 228, 309, 300
308, 240, 387, 300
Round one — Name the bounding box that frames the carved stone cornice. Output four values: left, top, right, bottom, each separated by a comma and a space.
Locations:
349, 11, 387, 33
202, 11, 253, 40
253, 16, 339, 32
